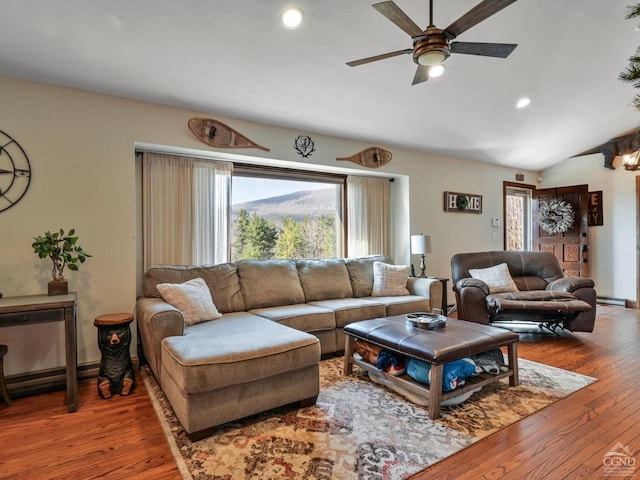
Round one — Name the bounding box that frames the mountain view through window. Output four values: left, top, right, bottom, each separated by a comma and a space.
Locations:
231, 177, 343, 261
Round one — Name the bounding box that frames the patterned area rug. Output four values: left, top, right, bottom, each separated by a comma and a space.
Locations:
143, 357, 596, 480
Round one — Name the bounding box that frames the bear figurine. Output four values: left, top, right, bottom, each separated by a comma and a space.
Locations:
94, 314, 136, 399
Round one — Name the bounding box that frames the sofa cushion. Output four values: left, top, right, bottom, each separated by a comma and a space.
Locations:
156, 277, 222, 326
297, 259, 353, 301
249, 304, 335, 333
161, 314, 320, 393
469, 263, 518, 294
143, 263, 245, 313
309, 298, 386, 328
360, 295, 431, 317
345, 255, 393, 297
238, 259, 305, 309
371, 261, 410, 296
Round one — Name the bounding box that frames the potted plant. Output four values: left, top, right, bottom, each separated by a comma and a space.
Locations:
32, 228, 91, 295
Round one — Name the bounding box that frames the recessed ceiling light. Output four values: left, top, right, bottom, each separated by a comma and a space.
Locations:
516, 97, 531, 109
282, 7, 303, 29
428, 64, 445, 78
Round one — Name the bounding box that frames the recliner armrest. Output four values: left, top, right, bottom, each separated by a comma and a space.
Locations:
454, 278, 492, 325
547, 277, 595, 293
456, 277, 491, 296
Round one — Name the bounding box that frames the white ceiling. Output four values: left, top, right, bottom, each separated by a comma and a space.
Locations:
1, 0, 639, 170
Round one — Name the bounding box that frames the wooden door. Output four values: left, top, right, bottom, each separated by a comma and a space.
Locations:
533, 184, 589, 277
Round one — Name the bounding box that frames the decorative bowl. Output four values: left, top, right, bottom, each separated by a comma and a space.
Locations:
405, 312, 447, 330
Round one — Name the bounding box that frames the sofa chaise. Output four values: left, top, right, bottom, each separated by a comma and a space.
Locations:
137, 255, 442, 438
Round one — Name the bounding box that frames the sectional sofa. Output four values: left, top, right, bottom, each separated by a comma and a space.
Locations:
136, 255, 442, 438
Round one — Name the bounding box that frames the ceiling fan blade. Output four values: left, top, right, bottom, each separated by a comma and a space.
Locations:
451, 41, 517, 58
412, 65, 430, 85
373, 1, 424, 38
346, 48, 413, 67
445, 0, 518, 38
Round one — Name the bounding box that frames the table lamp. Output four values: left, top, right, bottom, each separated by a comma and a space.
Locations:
411, 234, 432, 278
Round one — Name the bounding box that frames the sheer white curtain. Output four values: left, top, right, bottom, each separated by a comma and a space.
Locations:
142, 152, 232, 271
192, 159, 232, 265
347, 175, 390, 257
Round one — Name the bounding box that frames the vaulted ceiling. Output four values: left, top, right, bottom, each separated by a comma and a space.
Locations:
1, 0, 638, 170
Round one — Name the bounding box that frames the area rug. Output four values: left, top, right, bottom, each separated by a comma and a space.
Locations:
143, 357, 596, 480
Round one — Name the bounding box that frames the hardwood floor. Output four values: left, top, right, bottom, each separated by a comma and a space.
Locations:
0, 372, 180, 479
411, 305, 640, 480
0, 305, 637, 479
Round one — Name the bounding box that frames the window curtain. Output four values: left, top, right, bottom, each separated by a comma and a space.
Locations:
347, 175, 390, 257
142, 152, 231, 271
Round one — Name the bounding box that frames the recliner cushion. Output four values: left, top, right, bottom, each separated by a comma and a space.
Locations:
487, 290, 592, 312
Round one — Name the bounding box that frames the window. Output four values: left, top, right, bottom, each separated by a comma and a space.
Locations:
504, 183, 534, 251
231, 171, 345, 261
141, 152, 391, 267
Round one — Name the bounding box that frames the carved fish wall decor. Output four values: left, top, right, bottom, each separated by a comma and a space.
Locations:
337, 147, 392, 168
188, 117, 270, 151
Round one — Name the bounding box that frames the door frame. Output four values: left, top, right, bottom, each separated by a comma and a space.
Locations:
503, 181, 536, 250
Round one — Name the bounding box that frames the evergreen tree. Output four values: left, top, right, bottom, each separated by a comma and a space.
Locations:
276, 216, 305, 258
243, 213, 278, 259
620, 4, 640, 110
319, 214, 337, 258
231, 208, 250, 261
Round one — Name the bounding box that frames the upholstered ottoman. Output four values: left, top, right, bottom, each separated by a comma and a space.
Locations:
344, 315, 519, 419
160, 314, 321, 440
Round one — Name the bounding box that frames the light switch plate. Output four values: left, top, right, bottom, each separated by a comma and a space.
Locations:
492, 217, 501, 227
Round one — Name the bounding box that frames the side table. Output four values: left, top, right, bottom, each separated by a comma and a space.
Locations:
0, 293, 78, 412
94, 313, 136, 399
428, 277, 450, 314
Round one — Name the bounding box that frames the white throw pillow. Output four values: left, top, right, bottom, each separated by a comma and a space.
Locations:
156, 277, 222, 326
371, 261, 410, 296
468, 263, 519, 293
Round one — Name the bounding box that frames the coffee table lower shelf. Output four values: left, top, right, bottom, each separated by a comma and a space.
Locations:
346, 355, 517, 419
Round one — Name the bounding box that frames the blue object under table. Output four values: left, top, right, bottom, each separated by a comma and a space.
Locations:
343, 315, 520, 419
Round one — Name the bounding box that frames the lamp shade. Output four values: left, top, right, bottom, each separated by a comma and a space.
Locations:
411, 234, 432, 255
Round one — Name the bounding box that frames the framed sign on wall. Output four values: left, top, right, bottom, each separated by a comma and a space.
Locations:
443, 191, 483, 214
588, 191, 603, 226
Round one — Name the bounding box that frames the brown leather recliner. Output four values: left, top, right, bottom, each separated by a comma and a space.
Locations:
451, 251, 597, 333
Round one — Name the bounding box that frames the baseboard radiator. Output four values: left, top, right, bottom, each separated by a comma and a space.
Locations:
5, 357, 140, 400
596, 296, 637, 309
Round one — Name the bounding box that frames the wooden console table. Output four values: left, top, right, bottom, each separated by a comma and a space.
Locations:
0, 293, 78, 412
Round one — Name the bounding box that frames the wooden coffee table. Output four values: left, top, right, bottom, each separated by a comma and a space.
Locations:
344, 315, 519, 419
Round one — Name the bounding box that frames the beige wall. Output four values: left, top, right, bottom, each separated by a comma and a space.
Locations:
540, 153, 637, 301
1, 76, 539, 375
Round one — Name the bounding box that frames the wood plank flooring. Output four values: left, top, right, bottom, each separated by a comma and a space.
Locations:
411, 305, 640, 480
0, 305, 637, 479
0, 371, 181, 479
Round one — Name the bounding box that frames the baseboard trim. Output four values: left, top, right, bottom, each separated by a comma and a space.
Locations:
5, 357, 140, 399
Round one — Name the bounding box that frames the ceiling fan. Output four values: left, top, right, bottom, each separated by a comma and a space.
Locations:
347, 0, 519, 85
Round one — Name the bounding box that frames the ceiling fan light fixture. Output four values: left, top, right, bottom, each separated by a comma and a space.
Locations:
281, 7, 303, 29
428, 64, 445, 78
417, 50, 446, 66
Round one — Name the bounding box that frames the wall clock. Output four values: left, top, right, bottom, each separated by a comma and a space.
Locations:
0, 130, 31, 213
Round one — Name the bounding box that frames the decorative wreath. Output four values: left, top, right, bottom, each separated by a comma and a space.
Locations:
538, 199, 575, 234
456, 194, 469, 210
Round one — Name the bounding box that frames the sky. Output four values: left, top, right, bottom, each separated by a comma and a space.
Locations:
232, 177, 332, 205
